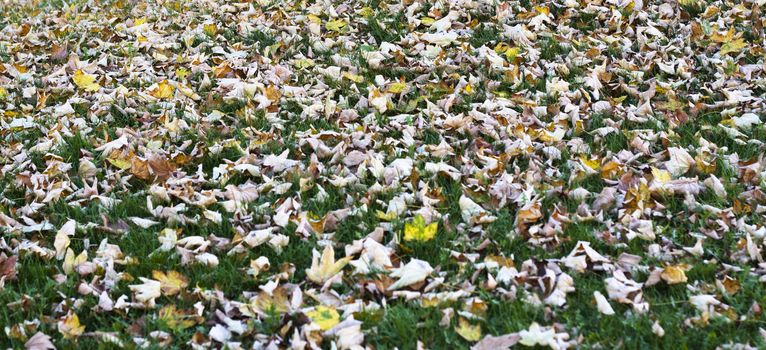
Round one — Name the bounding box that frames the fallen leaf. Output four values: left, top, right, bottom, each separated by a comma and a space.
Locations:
403, 215, 438, 242
660, 265, 688, 285
518, 322, 555, 348
58, 313, 85, 339
129, 278, 162, 306
152, 270, 188, 296
54, 220, 76, 260
72, 69, 100, 92
388, 259, 433, 290
455, 317, 482, 342
306, 245, 351, 285
471, 333, 520, 350
0, 254, 18, 281
325, 19, 347, 32
307, 305, 341, 331
594, 291, 615, 315
150, 81, 175, 99
719, 38, 747, 56
63, 249, 87, 275
25, 332, 56, 350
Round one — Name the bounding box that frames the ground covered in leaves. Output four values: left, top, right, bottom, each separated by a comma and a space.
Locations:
1, 0, 766, 348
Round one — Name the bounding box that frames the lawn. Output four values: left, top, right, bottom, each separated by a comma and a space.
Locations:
1, 0, 765, 349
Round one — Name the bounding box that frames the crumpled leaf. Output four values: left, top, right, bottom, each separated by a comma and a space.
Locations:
63, 248, 87, 275
58, 313, 85, 339
54, 220, 76, 260
665, 147, 694, 177
388, 259, 433, 291
593, 291, 615, 315
129, 278, 162, 306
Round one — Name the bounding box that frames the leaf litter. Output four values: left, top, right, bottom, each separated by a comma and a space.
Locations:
0, 0, 765, 348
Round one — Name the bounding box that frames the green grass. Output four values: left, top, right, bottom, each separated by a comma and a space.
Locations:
1, 0, 764, 348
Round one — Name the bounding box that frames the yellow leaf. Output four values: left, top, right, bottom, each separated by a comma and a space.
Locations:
133, 17, 147, 26
710, 27, 734, 43
420, 17, 436, 26
0, 87, 7, 99
175, 68, 190, 80
293, 58, 315, 69
505, 46, 521, 60
661, 265, 688, 285
307, 14, 322, 24
403, 215, 438, 242
159, 305, 199, 330
305, 245, 351, 284
150, 81, 175, 99
58, 313, 85, 339
651, 167, 672, 184
538, 128, 566, 142
325, 19, 347, 32
719, 38, 747, 56
63, 248, 87, 275
307, 305, 340, 331
580, 156, 601, 170
73, 69, 100, 92
387, 81, 407, 94
359, 7, 374, 17
702, 5, 719, 18
203, 23, 217, 36
152, 270, 189, 296
54, 220, 75, 260
342, 72, 364, 83
107, 157, 132, 170
455, 318, 482, 342
375, 210, 398, 221
600, 161, 622, 179
14, 64, 28, 74
263, 85, 281, 102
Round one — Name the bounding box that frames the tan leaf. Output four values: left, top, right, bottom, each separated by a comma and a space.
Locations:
152, 270, 189, 296
660, 265, 688, 285
25, 332, 56, 350
305, 245, 351, 285
0, 254, 17, 281
148, 154, 175, 181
